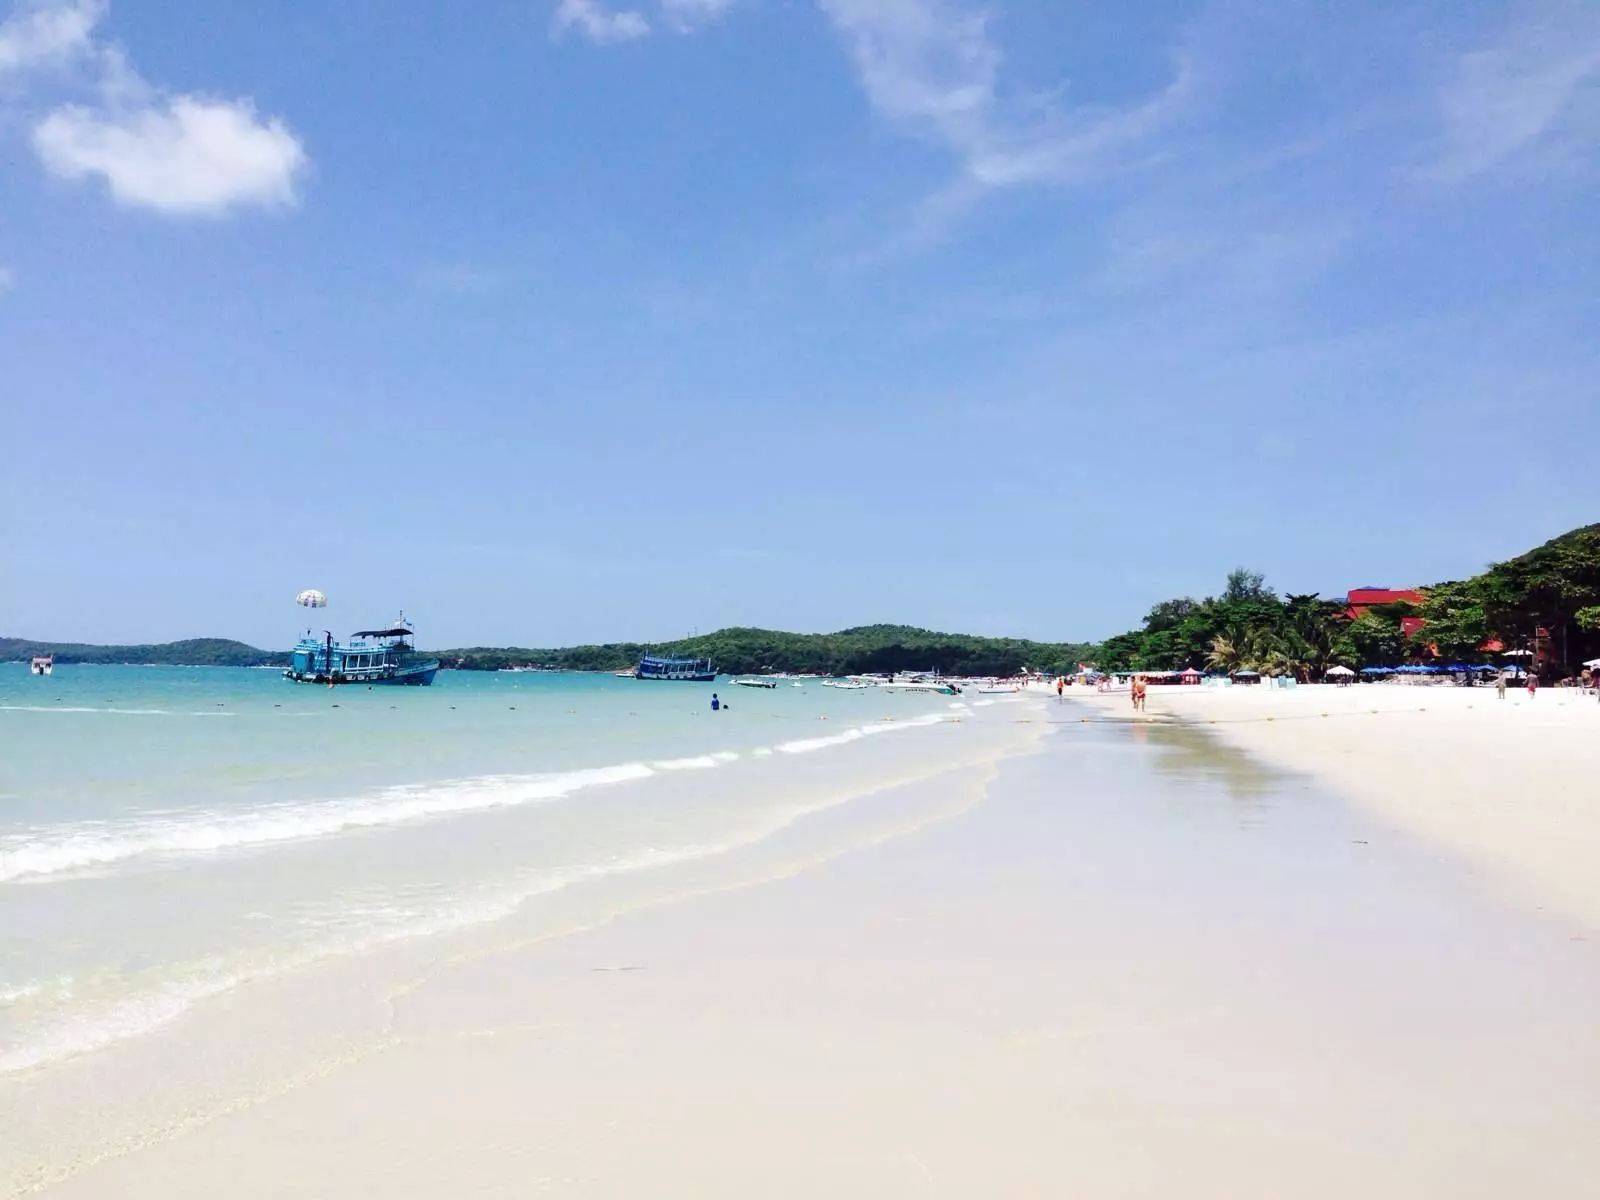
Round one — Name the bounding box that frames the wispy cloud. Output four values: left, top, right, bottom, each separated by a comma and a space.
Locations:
1425, 0, 1600, 181
0, 0, 97, 74
659, 0, 738, 33
552, 0, 650, 43
815, 0, 1193, 243
0, 0, 307, 215
0, 265, 13, 292
551, 0, 738, 43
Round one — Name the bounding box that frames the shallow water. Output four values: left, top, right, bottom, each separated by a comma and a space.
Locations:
0, 664, 998, 1076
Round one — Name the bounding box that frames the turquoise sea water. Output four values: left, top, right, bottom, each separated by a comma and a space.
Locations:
0, 664, 1011, 1075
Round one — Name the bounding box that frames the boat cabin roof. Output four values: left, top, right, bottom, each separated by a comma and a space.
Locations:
352, 627, 413, 639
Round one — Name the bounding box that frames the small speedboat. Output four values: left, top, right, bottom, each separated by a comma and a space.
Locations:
733, 677, 778, 689
880, 680, 961, 696
30, 654, 53, 677
821, 679, 869, 690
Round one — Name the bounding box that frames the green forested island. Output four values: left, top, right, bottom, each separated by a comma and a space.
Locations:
442, 625, 1098, 677
0, 637, 284, 668
2, 627, 1094, 678
8, 525, 1598, 678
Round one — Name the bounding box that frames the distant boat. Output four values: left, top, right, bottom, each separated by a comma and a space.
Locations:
613, 668, 638, 678
636, 655, 716, 682
733, 677, 777, 689
820, 679, 869, 691
880, 680, 961, 696
30, 654, 53, 677
284, 616, 439, 687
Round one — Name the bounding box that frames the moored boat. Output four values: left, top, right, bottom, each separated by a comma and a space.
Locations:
284, 616, 439, 686
733, 677, 778, 689
880, 680, 962, 696
636, 655, 717, 682
30, 654, 53, 677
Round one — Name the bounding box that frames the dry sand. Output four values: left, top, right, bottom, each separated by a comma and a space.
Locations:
1065, 681, 1600, 931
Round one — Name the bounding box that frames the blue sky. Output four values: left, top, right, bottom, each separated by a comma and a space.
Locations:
2, 0, 1597, 648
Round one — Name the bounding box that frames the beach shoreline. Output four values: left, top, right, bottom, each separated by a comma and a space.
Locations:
12, 685, 1600, 1197
1057, 681, 1600, 932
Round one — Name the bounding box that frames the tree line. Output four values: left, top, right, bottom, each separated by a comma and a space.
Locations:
1090, 524, 1600, 679
8, 526, 1595, 678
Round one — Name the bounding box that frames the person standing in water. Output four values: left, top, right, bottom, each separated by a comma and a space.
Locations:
710, 693, 720, 712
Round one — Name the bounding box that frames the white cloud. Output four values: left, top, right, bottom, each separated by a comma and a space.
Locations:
816, 0, 1191, 193
553, 0, 650, 43
2, 2, 308, 215
1427, 1, 1600, 181
0, 0, 98, 74
658, 0, 737, 32
34, 95, 306, 215
0, 265, 13, 292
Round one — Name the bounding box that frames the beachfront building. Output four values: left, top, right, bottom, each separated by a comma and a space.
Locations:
1344, 587, 1427, 638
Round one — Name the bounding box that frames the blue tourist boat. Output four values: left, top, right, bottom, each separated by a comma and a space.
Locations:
636, 654, 717, 682
284, 617, 439, 686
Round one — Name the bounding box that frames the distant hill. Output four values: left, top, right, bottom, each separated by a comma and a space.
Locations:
4, 626, 1095, 677
437, 624, 1096, 677
0, 637, 285, 668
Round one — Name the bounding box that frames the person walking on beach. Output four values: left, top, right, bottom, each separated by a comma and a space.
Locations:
1056, 677, 1065, 700
1496, 670, 1507, 699
1527, 672, 1539, 698
1131, 675, 1147, 713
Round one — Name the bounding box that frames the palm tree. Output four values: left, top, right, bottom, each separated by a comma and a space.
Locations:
1206, 633, 1244, 672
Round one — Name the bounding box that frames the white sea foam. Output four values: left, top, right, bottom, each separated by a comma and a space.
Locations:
0, 980, 45, 1006
0, 704, 974, 1074
0, 762, 655, 884
651, 752, 741, 771
776, 713, 946, 755
0, 839, 733, 1075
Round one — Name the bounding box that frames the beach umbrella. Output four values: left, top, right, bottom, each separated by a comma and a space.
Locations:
296, 589, 328, 609
1501, 649, 1533, 657
1584, 658, 1600, 669
1325, 665, 1355, 676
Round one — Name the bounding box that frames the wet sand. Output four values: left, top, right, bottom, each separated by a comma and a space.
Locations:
1063, 682, 1600, 931
30, 707, 1600, 1198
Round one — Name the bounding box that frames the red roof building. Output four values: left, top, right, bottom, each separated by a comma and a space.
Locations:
1344, 587, 1426, 636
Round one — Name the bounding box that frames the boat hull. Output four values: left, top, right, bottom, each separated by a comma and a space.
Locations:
283, 661, 439, 686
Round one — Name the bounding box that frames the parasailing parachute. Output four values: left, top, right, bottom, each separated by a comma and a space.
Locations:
295, 589, 328, 609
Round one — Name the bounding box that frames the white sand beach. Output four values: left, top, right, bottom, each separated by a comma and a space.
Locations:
1063, 681, 1600, 932
13, 689, 1600, 1198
